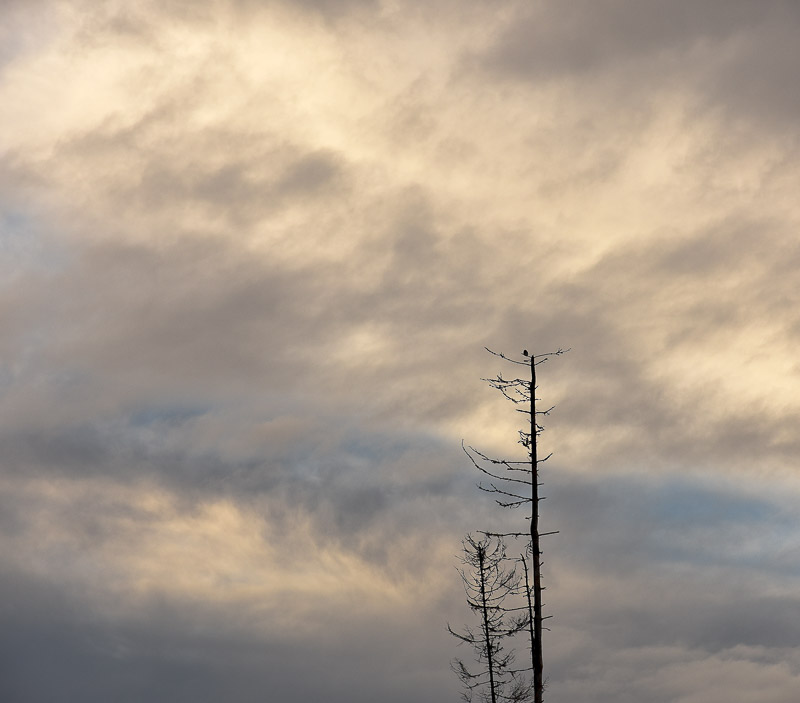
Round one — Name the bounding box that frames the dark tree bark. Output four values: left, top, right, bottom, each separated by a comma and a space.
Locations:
528, 356, 544, 703
478, 543, 498, 703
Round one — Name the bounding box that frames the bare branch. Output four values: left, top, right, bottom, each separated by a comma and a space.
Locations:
484, 347, 530, 366
477, 483, 532, 501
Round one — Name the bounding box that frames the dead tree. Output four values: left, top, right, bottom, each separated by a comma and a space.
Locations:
448, 535, 532, 703
462, 347, 566, 703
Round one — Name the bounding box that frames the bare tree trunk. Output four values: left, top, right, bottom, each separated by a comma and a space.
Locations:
478, 544, 499, 703
529, 357, 543, 703
521, 555, 535, 687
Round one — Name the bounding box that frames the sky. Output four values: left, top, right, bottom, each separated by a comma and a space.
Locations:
2, 1, 800, 701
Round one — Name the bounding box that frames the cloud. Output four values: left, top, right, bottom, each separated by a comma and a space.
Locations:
0, 563, 453, 703
483, 1, 765, 77
480, 0, 800, 130
3, 463, 800, 702
2, 1, 800, 700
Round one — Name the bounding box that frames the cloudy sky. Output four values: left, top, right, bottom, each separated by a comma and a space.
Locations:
2, 1, 800, 701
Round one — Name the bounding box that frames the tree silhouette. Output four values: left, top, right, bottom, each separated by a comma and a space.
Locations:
460, 347, 566, 703
448, 534, 532, 703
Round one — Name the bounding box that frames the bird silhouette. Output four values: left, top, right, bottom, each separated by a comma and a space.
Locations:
523, 349, 529, 356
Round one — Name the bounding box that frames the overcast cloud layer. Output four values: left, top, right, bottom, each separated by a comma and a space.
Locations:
2, 2, 800, 701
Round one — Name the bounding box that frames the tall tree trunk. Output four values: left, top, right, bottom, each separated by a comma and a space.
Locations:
530, 357, 543, 703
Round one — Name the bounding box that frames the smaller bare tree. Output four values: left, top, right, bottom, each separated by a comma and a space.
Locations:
448, 535, 533, 703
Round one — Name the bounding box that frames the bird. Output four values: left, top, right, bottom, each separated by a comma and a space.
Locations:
523, 349, 529, 357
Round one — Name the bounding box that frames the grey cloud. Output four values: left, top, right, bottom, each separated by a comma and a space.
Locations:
1, 173, 510, 468
484, 1, 767, 78
547, 474, 788, 573
274, 150, 343, 196
3, 464, 800, 702
480, 1, 800, 128
24, 237, 333, 392
275, 0, 379, 20
0, 566, 453, 703
542, 472, 800, 655
134, 148, 346, 219
56, 114, 350, 226
0, 388, 473, 563
74, 0, 380, 39
0, 0, 52, 75
5, 158, 798, 492
696, 7, 800, 127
